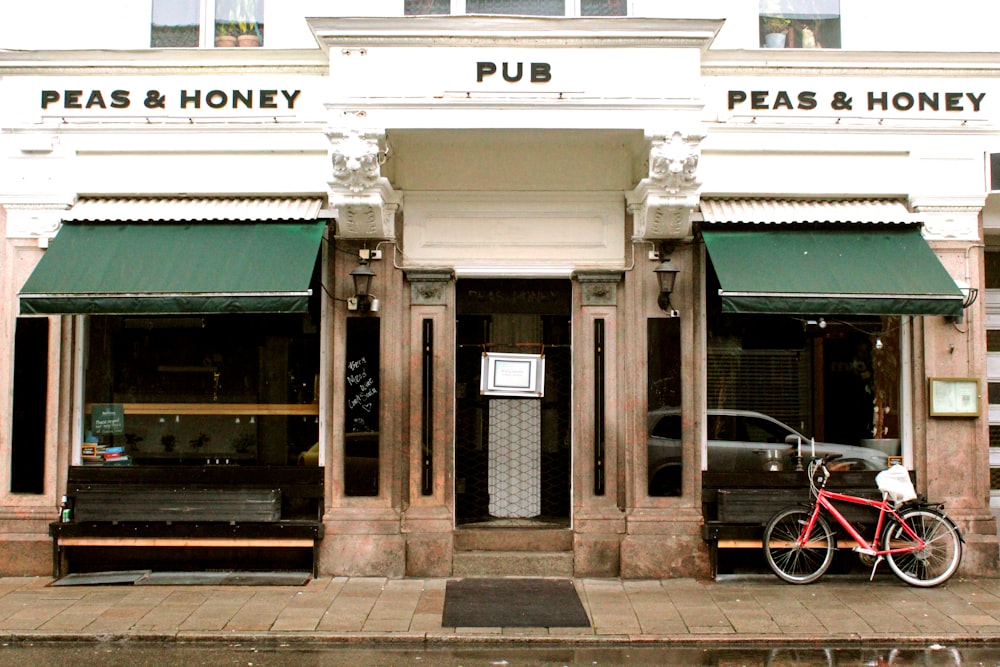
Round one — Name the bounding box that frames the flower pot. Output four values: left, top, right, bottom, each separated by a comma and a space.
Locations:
237, 34, 261, 47
764, 32, 787, 48
215, 35, 238, 48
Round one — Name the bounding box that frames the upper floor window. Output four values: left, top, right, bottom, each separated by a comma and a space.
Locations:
152, 0, 264, 48
759, 0, 840, 49
405, 0, 626, 16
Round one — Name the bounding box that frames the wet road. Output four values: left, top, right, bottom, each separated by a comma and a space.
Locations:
0, 641, 995, 666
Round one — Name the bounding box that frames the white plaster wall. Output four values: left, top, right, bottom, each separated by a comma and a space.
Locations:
389, 129, 637, 192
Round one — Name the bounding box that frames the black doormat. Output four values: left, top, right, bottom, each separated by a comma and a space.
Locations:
442, 578, 590, 628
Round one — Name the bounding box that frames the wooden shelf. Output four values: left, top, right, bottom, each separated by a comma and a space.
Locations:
87, 403, 319, 416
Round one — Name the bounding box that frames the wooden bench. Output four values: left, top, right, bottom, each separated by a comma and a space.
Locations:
49, 466, 324, 577
702, 471, 890, 577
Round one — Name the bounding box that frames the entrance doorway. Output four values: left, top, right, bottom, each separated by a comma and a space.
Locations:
455, 279, 572, 527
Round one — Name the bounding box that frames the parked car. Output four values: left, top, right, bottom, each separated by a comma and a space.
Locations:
647, 408, 889, 496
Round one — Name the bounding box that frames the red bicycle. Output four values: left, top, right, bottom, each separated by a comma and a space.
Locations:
762, 454, 963, 587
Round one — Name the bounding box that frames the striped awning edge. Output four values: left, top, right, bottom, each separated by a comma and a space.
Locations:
63, 197, 325, 223
699, 199, 917, 226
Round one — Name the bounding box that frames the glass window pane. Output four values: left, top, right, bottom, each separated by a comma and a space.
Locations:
581, 0, 626, 16
216, 0, 264, 47
11, 317, 48, 493
466, 0, 565, 16
986, 252, 1000, 289
84, 314, 318, 466
344, 318, 380, 496
648, 318, 682, 497
405, 0, 451, 14
151, 0, 200, 48
988, 330, 1000, 352
759, 0, 840, 49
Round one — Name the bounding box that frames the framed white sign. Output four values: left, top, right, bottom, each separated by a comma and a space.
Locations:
928, 377, 981, 417
480, 352, 545, 398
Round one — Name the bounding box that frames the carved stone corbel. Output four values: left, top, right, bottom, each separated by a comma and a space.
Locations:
326, 128, 401, 240
574, 270, 623, 307
405, 270, 454, 306
627, 131, 704, 241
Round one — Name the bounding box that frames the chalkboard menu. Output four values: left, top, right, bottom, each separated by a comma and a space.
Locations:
91, 403, 125, 435
345, 318, 380, 434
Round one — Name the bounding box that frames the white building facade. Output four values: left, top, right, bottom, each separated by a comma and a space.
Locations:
2, 1, 999, 578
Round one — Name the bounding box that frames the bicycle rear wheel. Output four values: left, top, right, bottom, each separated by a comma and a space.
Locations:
882, 508, 962, 587
763, 507, 835, 584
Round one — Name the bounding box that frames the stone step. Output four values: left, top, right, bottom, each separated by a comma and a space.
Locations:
451, 550, 575, 578
453, 528, 573, 552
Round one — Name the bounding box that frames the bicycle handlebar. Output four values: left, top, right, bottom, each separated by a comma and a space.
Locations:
806, 454, 841, 496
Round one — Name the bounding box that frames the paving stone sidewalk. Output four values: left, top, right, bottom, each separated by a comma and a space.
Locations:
3, 575, 1000, 644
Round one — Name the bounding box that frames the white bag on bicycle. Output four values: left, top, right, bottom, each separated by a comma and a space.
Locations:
876, 464, 917, 506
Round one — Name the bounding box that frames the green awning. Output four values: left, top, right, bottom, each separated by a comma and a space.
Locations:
19, 221, 327, 315
702, 227, 964, 316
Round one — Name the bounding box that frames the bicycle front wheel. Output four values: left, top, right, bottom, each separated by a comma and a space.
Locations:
883, 508, 962, 587
763, 507, 835, 584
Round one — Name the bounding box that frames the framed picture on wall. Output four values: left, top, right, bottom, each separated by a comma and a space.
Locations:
928, 377, 981, 417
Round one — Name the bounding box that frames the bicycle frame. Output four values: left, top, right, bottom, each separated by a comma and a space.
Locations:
799, 487, 926, 557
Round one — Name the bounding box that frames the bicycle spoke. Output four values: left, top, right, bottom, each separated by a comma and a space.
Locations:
883, 509, 962, 587
763, 508, 834, 584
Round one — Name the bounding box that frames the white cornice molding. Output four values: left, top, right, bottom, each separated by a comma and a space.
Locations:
0, 49, 327, 75
703, 49, 1000, 77
308, 16, 722, 51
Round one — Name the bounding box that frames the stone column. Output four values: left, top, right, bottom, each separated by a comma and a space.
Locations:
401, 270, 457, 576
317, 127, 409, 577
572, 271, 626, 576
619, 129, 711, 578
911, 198, 999, 577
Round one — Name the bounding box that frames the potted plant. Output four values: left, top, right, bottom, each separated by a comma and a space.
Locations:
863, 318, 901, 457
234, 0, 261, 47
215, 23, 237, 48
761, 16, 790, 48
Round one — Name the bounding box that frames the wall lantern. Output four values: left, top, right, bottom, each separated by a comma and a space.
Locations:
348, 253, 377, 313
654, 257, 681, 316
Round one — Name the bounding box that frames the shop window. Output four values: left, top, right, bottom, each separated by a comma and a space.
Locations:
647, 318, 682, 496
83, 314, 317, 466
759, 0, 840, 49
10, 318, 49, 494
151, 0, 264, 48
706, 310, 897, 475
344, 318, 380, 496
405, 0, 626, 16
990, 154, 1000, 192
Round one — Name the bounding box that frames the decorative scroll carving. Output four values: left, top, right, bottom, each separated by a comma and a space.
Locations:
326, 128, 401, 240
627, 131, 704, 241
910, 199, 983, 242
649, 131, 704, 194
328, 129, 383, 193
405, 270, 454, 306
4, 204, 66, 242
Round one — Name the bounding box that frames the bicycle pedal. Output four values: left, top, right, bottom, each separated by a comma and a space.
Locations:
852, 546, 877, 556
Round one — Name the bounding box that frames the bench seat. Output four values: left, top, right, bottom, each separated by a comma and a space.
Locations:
51, 466, 324, 577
